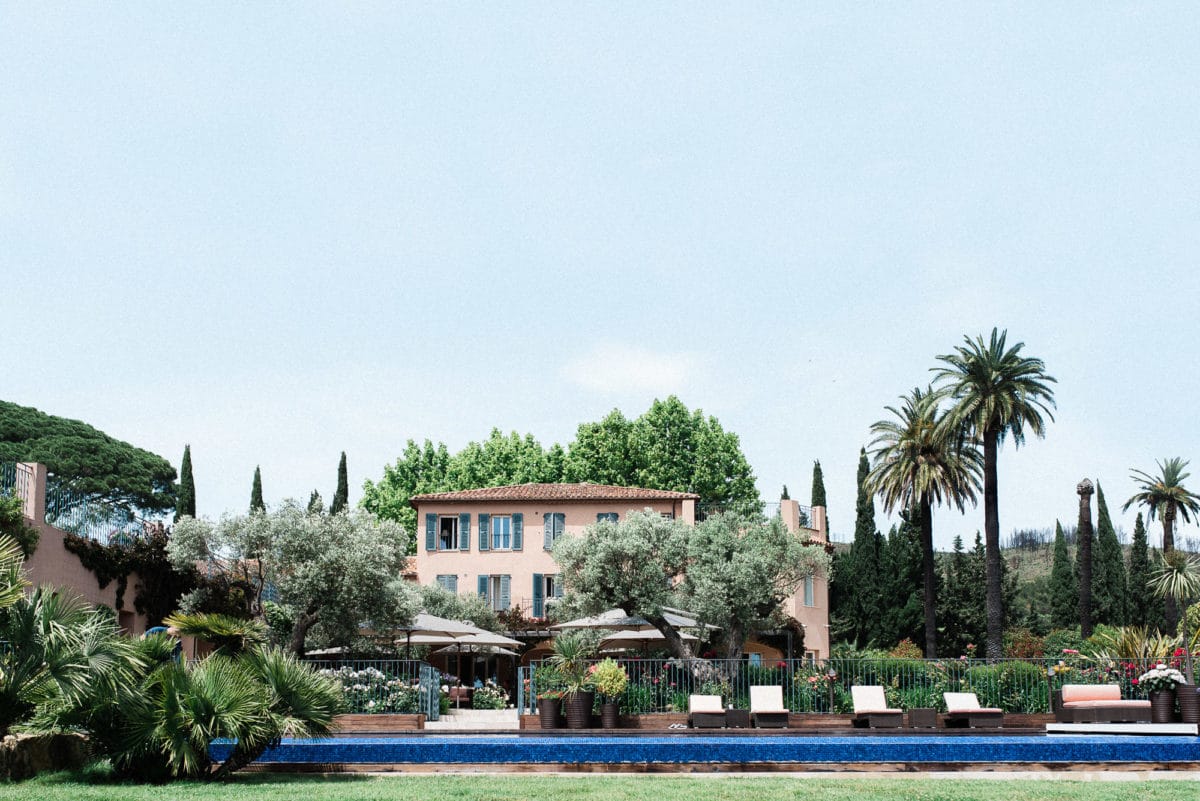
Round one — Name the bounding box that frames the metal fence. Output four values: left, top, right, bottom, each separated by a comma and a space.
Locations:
304, 658, 442, 720
517, 656, 1169, 716
42, 483, 149, 546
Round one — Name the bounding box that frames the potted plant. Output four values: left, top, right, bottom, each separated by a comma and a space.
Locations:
1138, 663, 1186, 723
591, 658, 628, 729
549, 633, 595, 729
534, 665, 565, 729
1150, 551, 1200, 722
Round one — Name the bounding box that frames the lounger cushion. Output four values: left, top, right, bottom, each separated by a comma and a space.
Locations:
1061, 684, 1121, 703
943, 692, 1002, 714
750, 686, 787, 713
851, 686, 900, 714
1063, 699, 1151, 709
689, 695, 724, 713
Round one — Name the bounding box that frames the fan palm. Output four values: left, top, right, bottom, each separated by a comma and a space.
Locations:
933, 328, 1057, 659
868, 387, 982, 657
1149, 550, 1200, 682
0, 534, 27, 611
1124, 458, 1200, 631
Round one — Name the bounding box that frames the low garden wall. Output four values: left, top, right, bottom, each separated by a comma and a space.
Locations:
336, 714, 426, 732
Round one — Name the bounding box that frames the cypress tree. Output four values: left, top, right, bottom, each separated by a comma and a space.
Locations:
308, 490, 324, 514
811, 460, 828, 534
175, 444, 196, 522
846, 448, 881, 646
1127, 512, 1154, 628
1049, 519, 1077, 628
878, 512, 923, 648
811, 461, 827, 507
250, 466, 265, 513
1092, 482, 1127, 626
331, 452, 349, 514
781, 485, 790, 500
938, 535, 975, 656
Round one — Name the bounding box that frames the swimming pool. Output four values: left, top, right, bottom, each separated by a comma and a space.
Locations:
209, 734, 1200, 767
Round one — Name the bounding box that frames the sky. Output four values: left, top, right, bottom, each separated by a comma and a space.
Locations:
3, 4, 1199, 550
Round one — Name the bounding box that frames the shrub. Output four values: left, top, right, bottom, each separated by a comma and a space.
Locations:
319, 666, 419, 713
472, 680, 509, 709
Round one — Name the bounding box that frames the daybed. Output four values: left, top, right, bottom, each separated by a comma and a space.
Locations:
942, 692, 1004, 728
1054, 684, 1151, 723
750, 686, 789, 728
850, 685, 903, 728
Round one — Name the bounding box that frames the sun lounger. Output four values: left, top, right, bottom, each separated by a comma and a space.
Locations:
1054, 684, 1151, 723
688, 694, 726, 728
943, 692, 1003, 728
750, 685, 789, 728
851, 685, 903, 728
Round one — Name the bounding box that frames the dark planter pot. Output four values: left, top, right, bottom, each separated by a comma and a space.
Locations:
538, 698, 562, 729
1177, 685, 1199, 724
1150, 689, 1176, 724
565, 691, 595, 729
601, 701, 620, 729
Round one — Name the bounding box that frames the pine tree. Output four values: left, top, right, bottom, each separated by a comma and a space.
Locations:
250, 466, 265, 513
331, 452, 349, 514
175, 444, 196, 522
308, 490, 324, 514
1049, 519, 1077, 628
1091, 482, 1127, 626
1127, 512, 1154, 628
938, 535, 976, 656
781, 485, 790, 500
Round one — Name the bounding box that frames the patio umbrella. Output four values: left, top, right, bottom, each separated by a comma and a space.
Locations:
395, 612, 482, 657
598, 628, 698, 653
554, 607, 715, 631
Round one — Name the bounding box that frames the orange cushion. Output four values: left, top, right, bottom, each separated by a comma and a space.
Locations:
1061, 684, 1121, 703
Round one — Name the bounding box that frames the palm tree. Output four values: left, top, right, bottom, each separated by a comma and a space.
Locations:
868, 387, 982, 658
0, 535, 27, 611
933, 328, 1057, 660
1149, 550, 1200, 683
1124, 458, 1200, 632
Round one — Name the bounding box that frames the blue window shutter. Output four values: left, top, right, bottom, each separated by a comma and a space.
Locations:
543, 513, 553, 550
425, 514, 437, 552
477, 574, 489, 600
555, 513, 565, 541
512, 513, 523, 550
478, 514, 490, 551
449, 574, 458, 594
459, 513, 471, 551
532, 573, 544, 618
500, 574, 511, 611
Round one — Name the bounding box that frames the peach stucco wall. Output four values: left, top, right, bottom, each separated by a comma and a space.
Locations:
15, 463, 150, 634
414, 499, 689, 613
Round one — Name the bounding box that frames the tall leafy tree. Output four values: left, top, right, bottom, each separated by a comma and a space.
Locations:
1092, 482, 1127, 626
868, 388, 982, 657
250, 466, 265, 513
1127, 512, 1155, 628
1048, 520, 1077, 628
169, 503, 415, 657
934, 328, 1057, 659
175, 445, 196, 522
361, 439, 452, 539
0, 400, 177, 515
1123, 458, 1200, 632
331, 452, 349, 514
564, 410, 638, 486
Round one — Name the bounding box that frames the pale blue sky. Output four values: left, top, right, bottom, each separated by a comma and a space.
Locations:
3, 4, 1198, 548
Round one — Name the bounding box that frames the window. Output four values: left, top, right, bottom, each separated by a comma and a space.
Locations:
542, 512, 565, 549
436, 575, 458, 593
438, 516, 458, 550
596, 512, 619, 524
532, 572, 564, 618
491, 515, 512, 550
748, 652, 762, 666
477, 574, 511, 611
803, 574, 814, 607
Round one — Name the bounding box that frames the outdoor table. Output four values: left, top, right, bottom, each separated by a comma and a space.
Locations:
908, 707, 937, 728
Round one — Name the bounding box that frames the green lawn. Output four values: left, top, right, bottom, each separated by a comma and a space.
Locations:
4, 773, 1200, 801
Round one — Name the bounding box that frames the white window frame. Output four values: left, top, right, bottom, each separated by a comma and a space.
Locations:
490, 515, 512, 550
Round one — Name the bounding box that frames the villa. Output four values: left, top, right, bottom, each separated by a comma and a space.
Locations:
409, 482, 832, 659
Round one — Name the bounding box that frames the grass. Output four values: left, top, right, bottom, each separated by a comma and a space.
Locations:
4, 771, 1200, 801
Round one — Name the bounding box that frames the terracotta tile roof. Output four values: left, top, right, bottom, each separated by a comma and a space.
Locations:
409, 483, 700, 506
